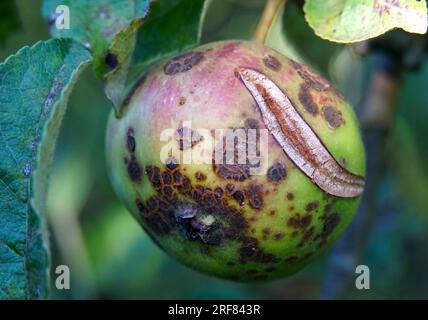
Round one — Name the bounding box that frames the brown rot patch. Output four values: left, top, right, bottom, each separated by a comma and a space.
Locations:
175, 126, 204, 150
263, 55, 282, 71
322, 105, 344, 129
305, 201, 319, 213
164, 51, 204, 75
245, 184, 264, 210
298, 84, 318, 116
267, 162, 286, 182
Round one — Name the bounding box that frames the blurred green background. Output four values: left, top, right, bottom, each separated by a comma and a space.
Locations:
1, 0, 428, 299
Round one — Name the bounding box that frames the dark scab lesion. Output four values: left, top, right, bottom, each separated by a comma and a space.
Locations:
125, 127, 142, 183
212, 129, 261, 182
297, 225, 315, 248
287, 214, 312, 229
164, 51, 204, 75
320, 212, 340, 239
245, 184, 264, 210
232, 190, 245, 206
267, 162, 287, 182
175, 126, 204, 150
126, 128, 136, 153
313, 206, 341, 248
273, 231, 284, 240
298, 84, 318, 116
239, 238, 279, 264
291, 60, 331, 92
244, 118, 260, 129
145, 165, 162, 190
195, 171, 207, 181
305, 201, 319, 213
322, 105, 344, 129
263, 54, 282, 72
127, 160, 142, 183
138, 160, 279, 265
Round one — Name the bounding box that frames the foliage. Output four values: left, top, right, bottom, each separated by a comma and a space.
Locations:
304, 0, 428, 43
0, 38, 91, 299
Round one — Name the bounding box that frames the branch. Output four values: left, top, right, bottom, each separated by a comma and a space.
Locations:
253, 0, 287, 43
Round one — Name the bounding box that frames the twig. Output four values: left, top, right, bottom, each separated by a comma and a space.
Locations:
253, 0, 287, 43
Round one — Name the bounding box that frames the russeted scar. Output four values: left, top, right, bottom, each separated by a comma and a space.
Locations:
237, 67, 365, 198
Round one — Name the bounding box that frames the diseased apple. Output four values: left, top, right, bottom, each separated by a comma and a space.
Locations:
106, 40, 365, 282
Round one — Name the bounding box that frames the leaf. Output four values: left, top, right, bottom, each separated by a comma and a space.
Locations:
41, 0, 151, 75
304, 0, 428, 43
106, 0, 208, 116
0, 38, 91, 299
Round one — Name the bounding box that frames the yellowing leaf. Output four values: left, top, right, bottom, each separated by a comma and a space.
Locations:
304, 0, 428, 43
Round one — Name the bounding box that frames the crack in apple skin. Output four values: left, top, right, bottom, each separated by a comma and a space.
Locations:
238, 67, 365, 198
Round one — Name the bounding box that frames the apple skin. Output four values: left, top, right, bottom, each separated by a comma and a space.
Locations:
106, 40, 365, 282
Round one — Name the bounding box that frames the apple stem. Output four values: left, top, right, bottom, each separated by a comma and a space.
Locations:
253, 0, 287, 44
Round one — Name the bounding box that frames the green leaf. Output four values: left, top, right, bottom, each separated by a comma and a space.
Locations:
106, 0, 208, 116
0, 38, 91, 299
304, 0, 428, 43
41, 0, 151, 75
